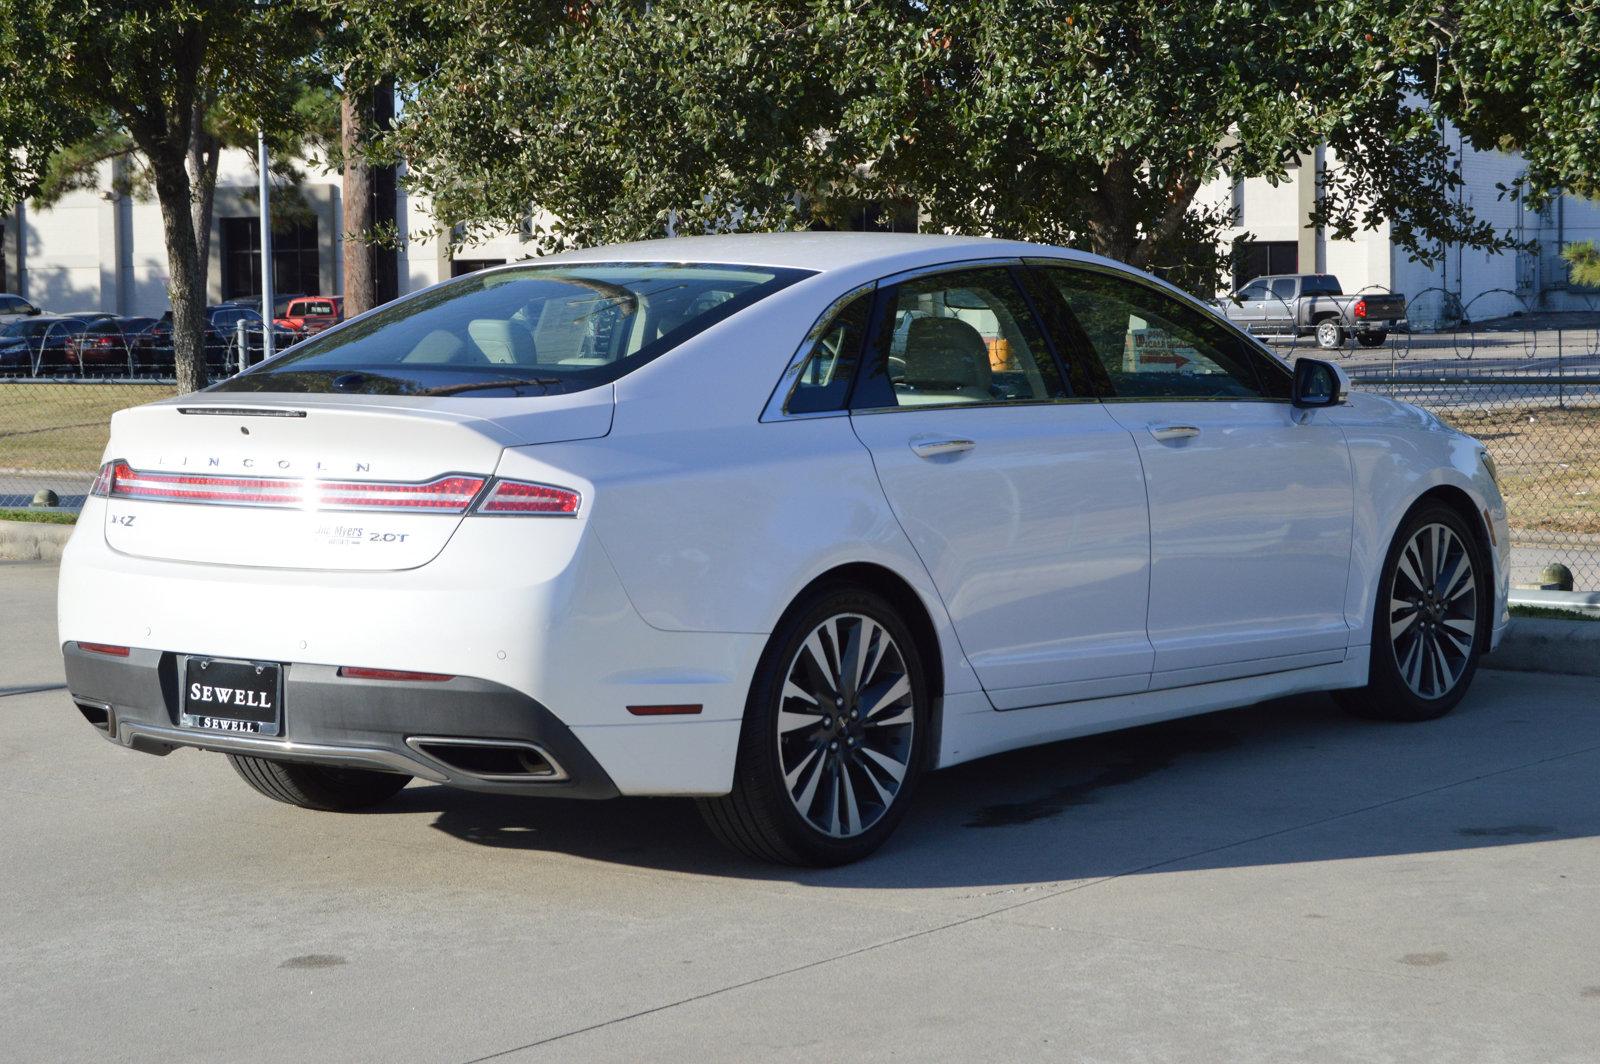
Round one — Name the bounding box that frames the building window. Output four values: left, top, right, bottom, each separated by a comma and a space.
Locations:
1234, 240, 1299, 288
450, 258, 506, 278
220, 217, 321, 301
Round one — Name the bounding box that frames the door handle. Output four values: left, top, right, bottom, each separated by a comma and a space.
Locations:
909, 437, 976, 459
1148, 423, 1201, 442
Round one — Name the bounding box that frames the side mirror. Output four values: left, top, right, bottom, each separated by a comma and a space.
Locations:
1292, 357, 1349, 409
26, 304, 41, 316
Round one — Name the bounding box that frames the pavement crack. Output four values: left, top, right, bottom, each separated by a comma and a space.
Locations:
0, 684, 66, 698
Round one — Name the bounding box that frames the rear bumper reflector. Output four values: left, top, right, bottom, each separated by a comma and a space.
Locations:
626, 704, 703, 716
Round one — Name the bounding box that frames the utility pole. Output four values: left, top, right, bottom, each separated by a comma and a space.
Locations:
258, 124, 274, 362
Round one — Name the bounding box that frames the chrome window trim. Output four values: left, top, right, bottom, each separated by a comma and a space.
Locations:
760, 280, 878, 423
1021, 255, 1295, 402
850, 396, 1103, 416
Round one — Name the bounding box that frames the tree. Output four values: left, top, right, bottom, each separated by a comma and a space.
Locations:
0, 1, 325, 392
1563, 242, 1600, 288
340, 0, 1519, 294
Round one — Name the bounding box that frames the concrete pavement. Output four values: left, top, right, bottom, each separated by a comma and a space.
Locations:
3, 560, 1599, 1062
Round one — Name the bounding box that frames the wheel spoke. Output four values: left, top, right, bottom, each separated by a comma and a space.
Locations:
785, 745, 821, 796
861, 674, 911, 723
1390, 599, 1420, 637
839, 756, 861, 836
860, 746, 908, 784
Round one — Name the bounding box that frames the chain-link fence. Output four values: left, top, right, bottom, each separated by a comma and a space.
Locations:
1254, 291, 1600, 592
3, 300, 1597, 590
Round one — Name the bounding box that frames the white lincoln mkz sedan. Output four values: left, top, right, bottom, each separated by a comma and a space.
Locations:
59, 233, 1509, 865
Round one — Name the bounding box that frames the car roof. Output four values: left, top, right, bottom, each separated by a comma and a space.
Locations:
535, 232, 1106, 274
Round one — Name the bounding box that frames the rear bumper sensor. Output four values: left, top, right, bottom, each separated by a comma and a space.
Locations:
404, 737, 567, 782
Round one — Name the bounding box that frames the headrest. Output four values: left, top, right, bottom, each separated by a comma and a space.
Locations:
902, 316, 991, 390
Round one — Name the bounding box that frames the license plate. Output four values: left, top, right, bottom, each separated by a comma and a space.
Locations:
181, 657, 283, 736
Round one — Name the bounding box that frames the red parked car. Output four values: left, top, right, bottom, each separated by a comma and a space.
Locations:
63, 317, 156, 373
274, 296, 343, 335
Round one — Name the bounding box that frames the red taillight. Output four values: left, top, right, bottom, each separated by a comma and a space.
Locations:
1353, 298, 1367, 319
337, 666, 453, 682
475, 479, 581, 515
96, 461, 485, 513
77, 642, 130, 657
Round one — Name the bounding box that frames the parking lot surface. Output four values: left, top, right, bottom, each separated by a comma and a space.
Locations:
4, 559, 1598, 1063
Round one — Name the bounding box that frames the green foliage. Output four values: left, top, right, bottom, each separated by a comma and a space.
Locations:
0, 508, 77, 525
1423, 1, 1600, 205
1563, 241, 1600, 289
329, 0, 1532, 295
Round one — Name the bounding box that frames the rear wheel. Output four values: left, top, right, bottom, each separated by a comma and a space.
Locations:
226, 754, 411, 811
1356, 331, 1388, 348
1315, 318, 1345, 349
1337, 503, 1486, 722
698, 587, 929, 865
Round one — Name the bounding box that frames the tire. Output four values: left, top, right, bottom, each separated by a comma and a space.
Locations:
1356, 331, 1387, 348
226, 754, 411, 811
698, 586, 931, 866
1336, 502, 1487, 722
1315, 318, 1345, 349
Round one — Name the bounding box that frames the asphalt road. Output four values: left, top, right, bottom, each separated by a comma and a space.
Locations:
4, 560, 1600, 1063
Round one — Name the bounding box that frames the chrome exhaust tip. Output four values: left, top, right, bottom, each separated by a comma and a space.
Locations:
403, 736, 568, 782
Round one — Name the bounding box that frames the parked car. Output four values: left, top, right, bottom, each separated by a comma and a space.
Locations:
19, 315, 90, 372
1217, 274, 1407, 349
135, 307, 298, 373
0, 292, 43, 325
58, 234, 1508, 865
63, 316, 157, 373
275, 295, 343, 335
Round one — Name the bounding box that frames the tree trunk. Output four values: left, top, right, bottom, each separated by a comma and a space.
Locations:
188, 127, 220, 285
341, 88, 373, 316
150, 150, 208, 394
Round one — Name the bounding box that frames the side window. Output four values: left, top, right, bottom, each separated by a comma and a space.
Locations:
1238, 281, 1269, 301
1269, 278, 1297, 301
861, 267, 1066, 409
785, 291, 872, 414
1043, 267, 1290, 401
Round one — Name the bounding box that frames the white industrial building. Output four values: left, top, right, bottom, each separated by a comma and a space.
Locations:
1200, 132, 1600, 327
4, 132, 1597, 326
0, 152, 532, 317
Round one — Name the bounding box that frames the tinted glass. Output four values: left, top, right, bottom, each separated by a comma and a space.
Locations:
1269, 278, 1297, 300
1043, 268, 1290, 400
1238, 281, 1269, 300
216, 262, 811, 396
298, 300, 336, 316
1301, 275, 1342, 296
786, 292, 872, 414
859, 267, 1065, 408
0, 296, 26, 314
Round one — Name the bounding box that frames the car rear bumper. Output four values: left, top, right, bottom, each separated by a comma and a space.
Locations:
63, 642, 624, 798
59, 498, 761, 796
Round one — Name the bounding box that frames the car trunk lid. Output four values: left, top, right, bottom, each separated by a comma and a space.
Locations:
99, 389, 611, 571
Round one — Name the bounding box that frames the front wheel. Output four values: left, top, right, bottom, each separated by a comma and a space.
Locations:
698, 587, 930, 865
1337, 503, 1486, 722
1315, 318, 1346, 349
227, 754, 411, 811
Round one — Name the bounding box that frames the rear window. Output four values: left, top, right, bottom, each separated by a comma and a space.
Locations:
297, 300, 336, 317
215, 262, 812, 396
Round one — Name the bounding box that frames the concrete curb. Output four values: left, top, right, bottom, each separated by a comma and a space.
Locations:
0, 518, 74, 562
1487, 618, 1600, 678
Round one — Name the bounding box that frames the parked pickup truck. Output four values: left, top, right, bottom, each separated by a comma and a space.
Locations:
1217, 274, 1406, 349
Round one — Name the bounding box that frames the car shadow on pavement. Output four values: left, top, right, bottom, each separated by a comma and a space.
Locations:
373, 676, 1600, 889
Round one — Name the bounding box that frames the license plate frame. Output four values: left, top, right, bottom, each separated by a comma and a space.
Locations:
180, 656, 284, 737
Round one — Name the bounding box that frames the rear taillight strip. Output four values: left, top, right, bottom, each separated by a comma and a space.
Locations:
95, 461, 486, 513
92, 460, 582, 516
